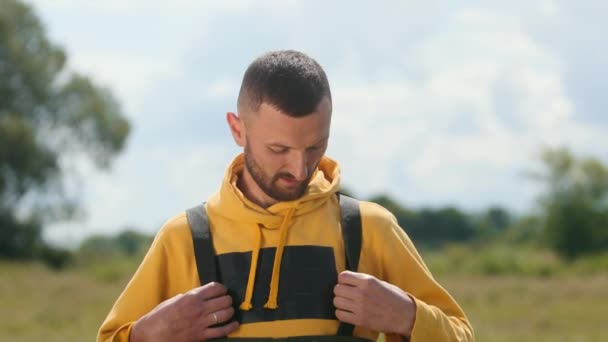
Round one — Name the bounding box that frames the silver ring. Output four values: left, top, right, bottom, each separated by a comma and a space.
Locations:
212, 312, 218, 324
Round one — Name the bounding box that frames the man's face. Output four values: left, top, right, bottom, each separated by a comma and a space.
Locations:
241, 97, 331, 202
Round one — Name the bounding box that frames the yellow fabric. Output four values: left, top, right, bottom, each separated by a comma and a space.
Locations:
264, 207, 295, 309
97, 153, 474, 341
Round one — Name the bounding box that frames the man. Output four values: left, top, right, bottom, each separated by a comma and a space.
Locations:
98, 50, 474, 341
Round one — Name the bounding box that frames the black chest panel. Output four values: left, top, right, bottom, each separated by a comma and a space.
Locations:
217, 245, 338, 323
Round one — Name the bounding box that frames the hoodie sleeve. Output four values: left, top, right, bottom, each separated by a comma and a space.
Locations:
97, 214, 195, 342
359, 202, 474, 342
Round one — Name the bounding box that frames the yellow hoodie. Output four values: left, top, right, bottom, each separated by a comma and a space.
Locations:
98, 154, 473, 341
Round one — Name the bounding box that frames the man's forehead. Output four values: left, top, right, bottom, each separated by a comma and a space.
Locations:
245, 97, 332, 118
246, 105, 330, 146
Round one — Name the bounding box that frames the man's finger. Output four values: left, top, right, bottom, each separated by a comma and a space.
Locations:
202, 294, 233, 316
338, 270, 368, 286
333, 296, 356, 313
202, 321, 240, 340
333, 283, 358, 299
191, 282, 228, 300
335, 309, 357, 325
204, 306, 235, 327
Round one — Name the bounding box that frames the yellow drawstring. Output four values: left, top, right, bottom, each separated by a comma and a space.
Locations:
239, 223, 262, 311
264, 208, 296, 309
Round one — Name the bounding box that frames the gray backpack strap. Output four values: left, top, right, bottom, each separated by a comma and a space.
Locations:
336, 193, 362, 337
186, 204, 218, 286
339, 194, 362, 272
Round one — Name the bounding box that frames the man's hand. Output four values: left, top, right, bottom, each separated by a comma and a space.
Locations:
333, 271, 416, 337
130, 282, 239, 342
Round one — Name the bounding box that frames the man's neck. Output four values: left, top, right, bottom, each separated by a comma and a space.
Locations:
237, 169, 276, 209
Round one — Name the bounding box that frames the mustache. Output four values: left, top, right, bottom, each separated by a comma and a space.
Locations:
274, 172, 297, 181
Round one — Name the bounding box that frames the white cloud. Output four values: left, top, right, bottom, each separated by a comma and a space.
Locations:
540, 0, 559, 17
328, 6, 604, 212
205, 77, 241, 100
67, 53, 180, 116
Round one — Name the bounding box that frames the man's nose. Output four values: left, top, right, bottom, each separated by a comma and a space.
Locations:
287, 153, 308, 181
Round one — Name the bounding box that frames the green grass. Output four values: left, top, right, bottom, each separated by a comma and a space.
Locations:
439, 274, 608, 341
0, 259, 137, 342
423, 243, 608, 277
1, 257, 607, 341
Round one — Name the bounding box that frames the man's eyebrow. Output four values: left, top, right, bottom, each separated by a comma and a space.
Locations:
314, 135, 330, 144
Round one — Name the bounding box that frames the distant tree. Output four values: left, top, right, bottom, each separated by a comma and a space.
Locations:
78, 234, 118, 259
78, 229, 152, 261
115, 229, 153, 256
532, 147, 608, 259
483, 207, 512, 232
501, 215, 542, 245
472, 206, 513, 240
407, 207, 477, 247
369, 194, 476, 247
0, 0, 130, 260
0, 210, 42, 258
368, 194, 416, 225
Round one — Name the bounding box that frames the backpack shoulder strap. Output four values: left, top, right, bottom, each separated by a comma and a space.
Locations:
338, 193, 362, 272
337, 193, 363, 336
186, 203, 218, 286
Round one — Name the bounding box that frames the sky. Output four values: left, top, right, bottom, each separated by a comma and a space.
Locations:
24, 0, 608, 246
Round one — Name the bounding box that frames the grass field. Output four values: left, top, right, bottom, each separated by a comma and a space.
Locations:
1, 259, 607, 341
437, 275, 608, 341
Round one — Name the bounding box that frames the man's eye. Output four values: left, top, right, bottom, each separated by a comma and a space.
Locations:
270, 147, 288, 154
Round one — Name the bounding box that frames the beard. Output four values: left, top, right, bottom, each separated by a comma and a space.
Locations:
244, 143, 311, 202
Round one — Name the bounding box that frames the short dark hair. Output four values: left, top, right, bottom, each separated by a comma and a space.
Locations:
237, 50, 332, 117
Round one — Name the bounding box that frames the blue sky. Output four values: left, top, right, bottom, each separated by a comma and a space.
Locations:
26, 1, 608, 245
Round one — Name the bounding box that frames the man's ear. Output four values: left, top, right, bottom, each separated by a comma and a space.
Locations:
226, 112, 246, 147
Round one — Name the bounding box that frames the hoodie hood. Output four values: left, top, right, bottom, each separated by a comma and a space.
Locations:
207, 153, 341, 226
206, 153, 341, 311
